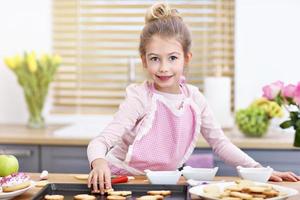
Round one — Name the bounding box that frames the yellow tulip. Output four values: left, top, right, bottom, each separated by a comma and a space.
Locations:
27, 52, 38, 73
40, 54, 48, 67
52, 55, 61, 65
14, 55, 22, 68
4, 57, 17, 69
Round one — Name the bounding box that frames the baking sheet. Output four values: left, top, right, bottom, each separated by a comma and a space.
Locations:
32, 183, 191, 200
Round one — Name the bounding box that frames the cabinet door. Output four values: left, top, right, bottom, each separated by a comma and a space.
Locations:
244, 149, 300, 175
0, 144, 39, 172
191, 148, 237, 176
193, 148, 300, 176
41, 146, 89, 173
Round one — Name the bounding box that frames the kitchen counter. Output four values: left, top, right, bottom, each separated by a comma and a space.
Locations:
1, 124, 300, 175
18, 173, 300, 200
0, 124, 298, 149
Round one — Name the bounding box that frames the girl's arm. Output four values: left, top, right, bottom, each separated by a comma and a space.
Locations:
192, 86, 300, 182
193, 87, 261, 168
87, 84, 148, 166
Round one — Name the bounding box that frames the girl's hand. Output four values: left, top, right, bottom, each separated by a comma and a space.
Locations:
269, 171, 300, 182
88, 158, 112, 194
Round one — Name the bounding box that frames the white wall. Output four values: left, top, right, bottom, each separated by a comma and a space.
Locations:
0, 0, 51, 123
235, 0, 300, 109
0, 0, 300, 124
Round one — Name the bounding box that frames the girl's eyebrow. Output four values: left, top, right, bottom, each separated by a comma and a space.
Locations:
168, 52, 180, 55
147, 52, 181, 57
147, 53, 159, 57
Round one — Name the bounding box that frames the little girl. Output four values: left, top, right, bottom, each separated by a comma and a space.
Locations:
87, 2, 299, 193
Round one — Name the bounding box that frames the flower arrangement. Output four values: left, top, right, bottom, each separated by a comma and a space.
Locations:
235, 98, 282, 137
262, 81, 300, 147
4, 51, 61, 128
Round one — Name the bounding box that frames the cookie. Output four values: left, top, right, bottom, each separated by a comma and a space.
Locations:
136, 195, 164, 200
251, 193, 266, 198
203, 184, 221, 197
224, 185, 243, 192
74, 194, 96, 200
35, 180, 49, 187
220, 197, 242, 200
107, 195, 126, 200
108, 191, 132, 196
230, 191, 253, 200
147, 190, 171, 196
105, 188, 114, 193
2, 181, 31, 192
74, 175, 89, 180
0, 173, 31, 192
246, 186, 267, 193
235, 179, 254, 187
262, 189, 279, 197
44, 194, 64, 200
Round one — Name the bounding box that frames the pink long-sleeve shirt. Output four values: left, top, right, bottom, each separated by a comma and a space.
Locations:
87, 82, 261, 168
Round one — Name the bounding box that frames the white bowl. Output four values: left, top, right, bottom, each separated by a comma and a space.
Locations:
182, 166, 218, 181
237, 166, 273, 183
144, 170, 182, 184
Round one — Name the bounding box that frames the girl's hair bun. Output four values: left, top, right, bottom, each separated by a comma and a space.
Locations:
145, 2, 181, 23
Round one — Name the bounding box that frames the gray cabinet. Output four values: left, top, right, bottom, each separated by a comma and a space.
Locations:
0, 144, 39, 172
193, 148, 300, 176
41, 146, 89, 173
2, 144, 299, 175
0, 144, 88, 173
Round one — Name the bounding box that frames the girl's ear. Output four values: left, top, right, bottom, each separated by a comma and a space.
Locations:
141, 55, 147, 68
184, 52, 192, 66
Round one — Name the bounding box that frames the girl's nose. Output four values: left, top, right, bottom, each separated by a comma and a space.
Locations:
159, 61, 169, 72
159, 66, 168, 72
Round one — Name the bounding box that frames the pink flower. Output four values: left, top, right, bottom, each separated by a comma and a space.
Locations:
283, 84, 296, 98
262, 81, 284, 100
294, 82, 300, 105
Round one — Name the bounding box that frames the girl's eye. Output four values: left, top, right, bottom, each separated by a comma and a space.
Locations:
150, 57, 159, 62
169, 56, 178, 61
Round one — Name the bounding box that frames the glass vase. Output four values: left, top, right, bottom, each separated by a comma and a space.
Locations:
28, 113, 45, 129
25, 93, 46, 129
294, 129, 300, 147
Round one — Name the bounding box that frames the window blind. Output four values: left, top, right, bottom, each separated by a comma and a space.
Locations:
52, 0, 235, 114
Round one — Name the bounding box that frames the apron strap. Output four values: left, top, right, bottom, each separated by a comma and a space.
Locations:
148, 81, 190, 98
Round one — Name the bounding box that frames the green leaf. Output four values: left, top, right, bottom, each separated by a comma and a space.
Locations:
290, 112, 299, 123
286, 97, 295, 105
275, 93, 284, 106
295, 119, 300, 130
280, 120, 293, 129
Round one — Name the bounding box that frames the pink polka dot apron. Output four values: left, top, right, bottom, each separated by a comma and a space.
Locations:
107, 83, 201, 175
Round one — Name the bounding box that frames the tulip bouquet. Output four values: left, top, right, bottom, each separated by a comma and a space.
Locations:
4, 51, 61, 128
262, 81, 300, 147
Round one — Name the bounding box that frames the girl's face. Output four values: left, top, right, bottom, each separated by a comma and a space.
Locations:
142, 35, 192, 94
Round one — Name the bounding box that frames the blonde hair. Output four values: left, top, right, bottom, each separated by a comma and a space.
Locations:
139, 2, 192, 57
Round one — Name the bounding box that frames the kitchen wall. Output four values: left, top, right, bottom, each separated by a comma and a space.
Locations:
0, 0, 300, 124
235, 0, 300, 108
0, 0, 51, 123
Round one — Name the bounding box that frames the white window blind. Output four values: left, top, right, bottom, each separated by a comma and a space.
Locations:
52, 0, 234, 114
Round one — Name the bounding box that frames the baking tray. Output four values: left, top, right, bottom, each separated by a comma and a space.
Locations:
32, 183, 191, 200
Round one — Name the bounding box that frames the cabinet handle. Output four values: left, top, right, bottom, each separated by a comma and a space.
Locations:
0, 149, 32, 157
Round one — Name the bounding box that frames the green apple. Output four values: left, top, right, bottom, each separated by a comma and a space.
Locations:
0, 155, 19, 177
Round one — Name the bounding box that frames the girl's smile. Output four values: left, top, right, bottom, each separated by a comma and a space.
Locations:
155, 74, 174, 81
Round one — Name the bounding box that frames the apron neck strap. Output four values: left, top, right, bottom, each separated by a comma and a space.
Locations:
149, 82, 188, 97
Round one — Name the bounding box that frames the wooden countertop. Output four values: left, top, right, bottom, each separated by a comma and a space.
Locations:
17, 173, 300, 200
0, 124, 299, 149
